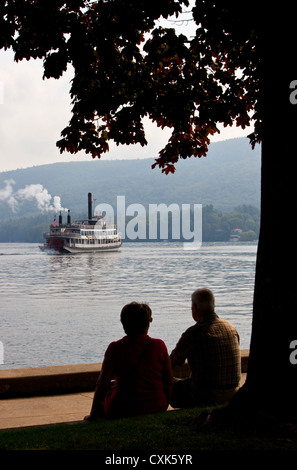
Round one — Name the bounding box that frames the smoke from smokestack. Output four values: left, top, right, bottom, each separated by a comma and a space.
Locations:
0, 179, 67, 213
0, 179, 18, 212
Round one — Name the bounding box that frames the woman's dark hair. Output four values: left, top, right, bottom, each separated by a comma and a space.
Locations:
120, 302, 152, 335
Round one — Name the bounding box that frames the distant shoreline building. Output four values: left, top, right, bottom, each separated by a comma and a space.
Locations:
229, 228, 242, 241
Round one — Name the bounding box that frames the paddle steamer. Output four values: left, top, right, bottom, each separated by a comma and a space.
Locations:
41, 193, 121, 253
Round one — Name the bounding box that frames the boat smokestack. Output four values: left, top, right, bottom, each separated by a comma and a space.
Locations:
67, 209, 71, 225
59, 211, 62, 225
88, 193, 92, 221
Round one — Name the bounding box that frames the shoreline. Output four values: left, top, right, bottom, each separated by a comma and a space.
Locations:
0, 350, 249, 398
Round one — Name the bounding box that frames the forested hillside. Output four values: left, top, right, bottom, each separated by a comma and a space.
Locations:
0, 138, 261, 242
0, 204, 260, 243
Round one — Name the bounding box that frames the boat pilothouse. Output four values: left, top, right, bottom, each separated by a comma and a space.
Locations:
41, 193, 121, 253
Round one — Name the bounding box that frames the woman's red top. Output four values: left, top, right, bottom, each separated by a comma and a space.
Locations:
103, 334, 170, 418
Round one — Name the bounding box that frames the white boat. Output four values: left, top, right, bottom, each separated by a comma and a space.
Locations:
40, 193, 121, 253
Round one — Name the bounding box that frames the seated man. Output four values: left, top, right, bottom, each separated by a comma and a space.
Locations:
170, 288, 241, 408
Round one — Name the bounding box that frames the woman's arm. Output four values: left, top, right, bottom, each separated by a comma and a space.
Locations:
162, 352, 174, 404
85, 354, 114, 420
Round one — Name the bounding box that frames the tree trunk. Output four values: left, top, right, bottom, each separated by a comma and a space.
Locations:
214, 9, 297, 424
245, 12, 297, 419
244, 81, 297, 418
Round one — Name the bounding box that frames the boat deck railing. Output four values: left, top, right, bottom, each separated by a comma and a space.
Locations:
44, 231, 120, 240
44, 224, 118, 239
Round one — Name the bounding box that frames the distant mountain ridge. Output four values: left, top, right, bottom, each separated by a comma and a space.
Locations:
0, 137, 261, 220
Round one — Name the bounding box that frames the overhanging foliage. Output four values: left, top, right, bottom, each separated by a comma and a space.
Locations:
0, 0, 261, 173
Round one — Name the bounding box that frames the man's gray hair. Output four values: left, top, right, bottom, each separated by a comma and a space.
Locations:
191, 288, 215, 313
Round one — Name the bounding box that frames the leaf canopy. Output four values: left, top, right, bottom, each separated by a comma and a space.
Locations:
0, 0, 261, 173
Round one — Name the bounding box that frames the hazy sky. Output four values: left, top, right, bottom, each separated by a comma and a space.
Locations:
0, 9, 253, 173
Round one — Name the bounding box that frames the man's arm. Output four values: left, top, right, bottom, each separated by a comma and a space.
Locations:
170, 329, 191, 370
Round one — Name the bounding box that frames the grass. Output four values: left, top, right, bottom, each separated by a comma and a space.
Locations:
0, 407, 297, 451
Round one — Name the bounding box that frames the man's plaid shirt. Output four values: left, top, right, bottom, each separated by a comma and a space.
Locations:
170, 312, 241, 390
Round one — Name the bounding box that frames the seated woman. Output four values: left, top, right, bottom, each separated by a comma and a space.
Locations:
85, 302, 173, 420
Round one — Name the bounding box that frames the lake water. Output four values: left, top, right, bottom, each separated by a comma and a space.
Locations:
0, 241, 257, 370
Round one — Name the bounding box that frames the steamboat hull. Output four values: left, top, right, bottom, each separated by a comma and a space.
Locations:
62, 241, 122, 254
41, 239, 122, 254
